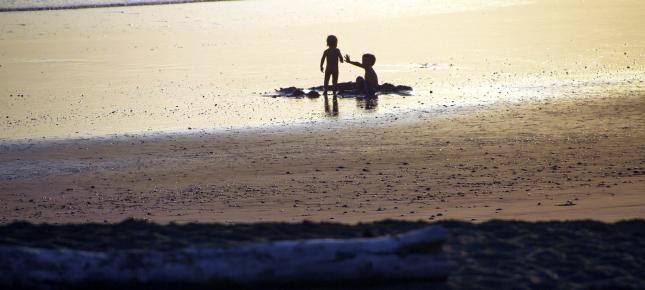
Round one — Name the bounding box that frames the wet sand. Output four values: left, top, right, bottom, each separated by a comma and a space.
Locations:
2, 91, 644, 224
1, 0, 643, 140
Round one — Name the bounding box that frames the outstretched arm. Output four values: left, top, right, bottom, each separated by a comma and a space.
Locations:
344, 54, 364, 68
320, 51, 326, 72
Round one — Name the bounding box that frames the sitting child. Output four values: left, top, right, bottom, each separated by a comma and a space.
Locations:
344, 53, 378, 97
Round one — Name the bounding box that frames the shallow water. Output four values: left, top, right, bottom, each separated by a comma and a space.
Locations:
0, 0, 527, 13
0, 0, 203, 11
0, 0, 643, 141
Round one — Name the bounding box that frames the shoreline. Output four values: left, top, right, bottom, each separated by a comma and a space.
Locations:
0, 90, 629, 178
2, 91, 643, 224
0, 0, 224, 13
2, 74, 641, 146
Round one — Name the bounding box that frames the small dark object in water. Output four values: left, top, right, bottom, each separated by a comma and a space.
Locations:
275, 87, 306, 97
291, 89, 305, 97
306, 91, 320, 98
276, 86, 298, 93
379, 83, 412, 93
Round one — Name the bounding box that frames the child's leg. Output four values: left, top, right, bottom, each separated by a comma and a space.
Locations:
332, 70, 339, 95
323, 70, 331, 95
365, 86, 375, 98
355, 77, 365, 93
365, 83, 375, 98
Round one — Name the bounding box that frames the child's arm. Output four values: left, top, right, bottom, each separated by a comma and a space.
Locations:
344, 54, 364, 68
320, 51, 326, 72
337, 49, 344, 63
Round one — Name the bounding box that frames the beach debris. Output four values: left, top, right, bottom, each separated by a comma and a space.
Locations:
291, 89, 305, 97
0, 226, 450, 288
268, 81, 413, 98
379, 83, 413, 93
306, 90, 320, 98
557, 200, 576, 207
274, 87, 306, 97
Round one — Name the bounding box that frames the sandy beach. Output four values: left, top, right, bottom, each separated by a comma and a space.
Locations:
1, 0, 645, 288
2, 91, 643, 224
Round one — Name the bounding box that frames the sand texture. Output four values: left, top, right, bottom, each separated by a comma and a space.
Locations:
1, 1, 644, 288
1, 92, 644, 224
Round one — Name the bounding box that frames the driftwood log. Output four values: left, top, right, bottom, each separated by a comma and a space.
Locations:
0, 226, 450, 288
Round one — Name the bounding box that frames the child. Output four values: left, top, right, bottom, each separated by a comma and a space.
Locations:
320, 35, 344, 96
344, 53, 378, 97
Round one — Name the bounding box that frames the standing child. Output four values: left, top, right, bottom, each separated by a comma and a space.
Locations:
320, 35, 344, 96
344, 53, 378, 98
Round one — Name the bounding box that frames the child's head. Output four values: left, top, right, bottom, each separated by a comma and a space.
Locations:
362, 53, 376, 67
326, 35, 338, 48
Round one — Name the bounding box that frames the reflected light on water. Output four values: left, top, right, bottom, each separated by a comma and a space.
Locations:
0, 0, 643, 141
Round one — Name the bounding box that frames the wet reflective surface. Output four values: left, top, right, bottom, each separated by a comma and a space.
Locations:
0, 0, 643, 141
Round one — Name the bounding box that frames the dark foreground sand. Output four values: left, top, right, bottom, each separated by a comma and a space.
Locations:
1, 91, 644, 224
1, 219, 644, 289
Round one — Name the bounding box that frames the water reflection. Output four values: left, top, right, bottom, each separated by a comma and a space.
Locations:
324, 95, 339, 116
324, 95, 381, 117
356, 97, 379, 111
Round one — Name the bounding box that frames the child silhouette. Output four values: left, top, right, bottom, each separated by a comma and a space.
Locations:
345, 53, 378, 98
320, 35, 344, 96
